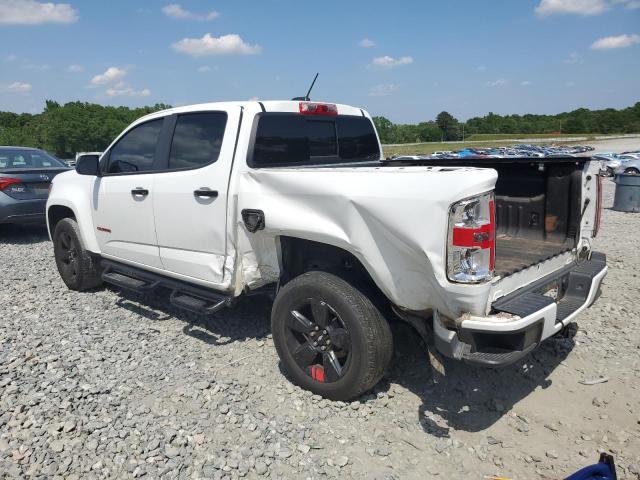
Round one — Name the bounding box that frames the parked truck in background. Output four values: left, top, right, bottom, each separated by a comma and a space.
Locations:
46, 100, 607, 400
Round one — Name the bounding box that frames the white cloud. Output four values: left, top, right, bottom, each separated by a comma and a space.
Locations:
172, 33, 262, 57
197, 66, 212, 72
486, 78, 507, 87
359, 38, 375, 48
161, 3, 219, 21
564, 52, 583, 64
371, 55, 413, 68
4, 81, 32, 93
591, 33, 640, 49
105, 86, 150, 98
521, 80, 533, 86
368, 84, 399, 97
535, 0, 608, 15
0, 0, 78, 25
67, 64, 84, 73
91, 67, 126, 86
566, 81, 576, 87
476, 65, 486, 71
5, 53, 17, 61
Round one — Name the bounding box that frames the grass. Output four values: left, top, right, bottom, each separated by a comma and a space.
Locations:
463, 133, 608, 141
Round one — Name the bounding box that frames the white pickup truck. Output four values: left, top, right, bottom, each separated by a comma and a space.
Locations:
46, 100, 607, 400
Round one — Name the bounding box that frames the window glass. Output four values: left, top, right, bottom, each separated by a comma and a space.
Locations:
0, 149, 66, 171
336, 116, 380, 160
250, 114, 380, 167
169, 112, 227, 170
252, 114, 308, 167
107, 119, 163, 174
308, 120, 337, 157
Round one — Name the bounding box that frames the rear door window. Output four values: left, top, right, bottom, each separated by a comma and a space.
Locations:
168, 112, 228, 170
250, 113, 380, 167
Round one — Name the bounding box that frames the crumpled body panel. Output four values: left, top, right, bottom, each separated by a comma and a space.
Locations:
231, 165, 497, 317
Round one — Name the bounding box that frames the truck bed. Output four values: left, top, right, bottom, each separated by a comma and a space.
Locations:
386, 156, 586, 278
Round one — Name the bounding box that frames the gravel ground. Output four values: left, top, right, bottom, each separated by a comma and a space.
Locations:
1, 179, 639, 480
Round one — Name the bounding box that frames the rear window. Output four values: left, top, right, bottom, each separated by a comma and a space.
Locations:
0, 149, 67, 170
249, 113, 380, 167
169, 112, 227, 170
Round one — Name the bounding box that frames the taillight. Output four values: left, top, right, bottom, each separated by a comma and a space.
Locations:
447, 192, 495, 283
299, 102, 338, 116
0, 177, 23, 191
593, 175, 602, 238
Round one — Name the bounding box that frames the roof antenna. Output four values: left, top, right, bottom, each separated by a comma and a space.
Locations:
292, 72, 319, 101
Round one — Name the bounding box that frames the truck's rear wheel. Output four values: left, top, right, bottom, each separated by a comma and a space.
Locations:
53, 218, 103, 291
271, 271, 392, 401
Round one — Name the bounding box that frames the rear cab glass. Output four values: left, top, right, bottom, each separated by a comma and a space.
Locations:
248, 113, 380, 168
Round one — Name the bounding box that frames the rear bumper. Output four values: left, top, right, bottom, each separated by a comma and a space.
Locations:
0, 194, 47, 224
434, 252, 607, 367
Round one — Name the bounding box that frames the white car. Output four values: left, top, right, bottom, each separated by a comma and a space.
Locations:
46, 100, 607, 400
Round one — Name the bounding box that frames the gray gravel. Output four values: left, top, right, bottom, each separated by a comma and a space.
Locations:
1, 179, 639, 479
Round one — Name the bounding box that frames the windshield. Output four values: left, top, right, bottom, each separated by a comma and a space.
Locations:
0, 149, 67, 171
248, 113, 381, 168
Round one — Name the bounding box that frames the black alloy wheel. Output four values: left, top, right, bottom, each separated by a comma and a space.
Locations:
285, 298, 351, 383
271, 271, 393, 401
52, 218, 103, 291
55, 229, 79, 283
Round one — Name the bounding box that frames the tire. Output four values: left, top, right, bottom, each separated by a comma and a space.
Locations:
624, 168, 640, 175
271, 271, 393, 401
53, 218, 103, 291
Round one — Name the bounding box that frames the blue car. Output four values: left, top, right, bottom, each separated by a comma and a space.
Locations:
0, 146, 70, 225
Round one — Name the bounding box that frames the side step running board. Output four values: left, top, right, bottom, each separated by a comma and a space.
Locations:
169, 290, 231, 315
102, 271, 159, 293
100, 260, 233, 316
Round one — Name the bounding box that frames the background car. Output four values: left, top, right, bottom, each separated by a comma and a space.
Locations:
614, 155, 640, 175
0, 146, 70, 225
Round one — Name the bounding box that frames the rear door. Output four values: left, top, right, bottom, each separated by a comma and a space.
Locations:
153, 107, 240, 285
93, 117, 166, 269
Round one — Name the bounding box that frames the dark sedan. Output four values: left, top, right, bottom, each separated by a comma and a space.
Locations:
0, 147, 70, 225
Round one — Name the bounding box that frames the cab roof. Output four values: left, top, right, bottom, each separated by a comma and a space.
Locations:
137, 100, 367, 124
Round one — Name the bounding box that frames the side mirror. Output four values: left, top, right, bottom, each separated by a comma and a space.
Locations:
75, 154, 101, 176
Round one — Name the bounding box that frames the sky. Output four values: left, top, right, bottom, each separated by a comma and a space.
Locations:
0, 0, 639, 123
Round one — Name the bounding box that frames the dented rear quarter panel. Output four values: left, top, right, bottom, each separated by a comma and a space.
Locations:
230, 163, 498, 318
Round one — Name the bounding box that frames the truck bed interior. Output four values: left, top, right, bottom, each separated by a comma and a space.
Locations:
391, 156, 586, 278
492, 161, 583, 277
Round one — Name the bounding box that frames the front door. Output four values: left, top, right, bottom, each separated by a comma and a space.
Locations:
93, 117, 165, 269
153, 108, 241, 285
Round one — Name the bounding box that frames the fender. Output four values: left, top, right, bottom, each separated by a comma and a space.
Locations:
46, 170, 101, 254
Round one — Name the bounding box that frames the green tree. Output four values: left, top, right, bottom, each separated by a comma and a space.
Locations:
436, 111, 460, 141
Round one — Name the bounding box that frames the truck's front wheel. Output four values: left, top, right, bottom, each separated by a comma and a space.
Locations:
271, 271, 393, 401
53, 218, 103, 291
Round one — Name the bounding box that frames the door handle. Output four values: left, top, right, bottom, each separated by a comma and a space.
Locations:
194, 188, 218, 198
131, 187, 149, 196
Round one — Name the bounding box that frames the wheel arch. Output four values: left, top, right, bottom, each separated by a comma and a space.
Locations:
47, 205, 76, 239
276, 236, 390, 309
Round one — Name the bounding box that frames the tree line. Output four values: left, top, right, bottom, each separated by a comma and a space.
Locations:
0, 100, 170, 158
0, 100, 638, 157
373, 102, 640, 144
